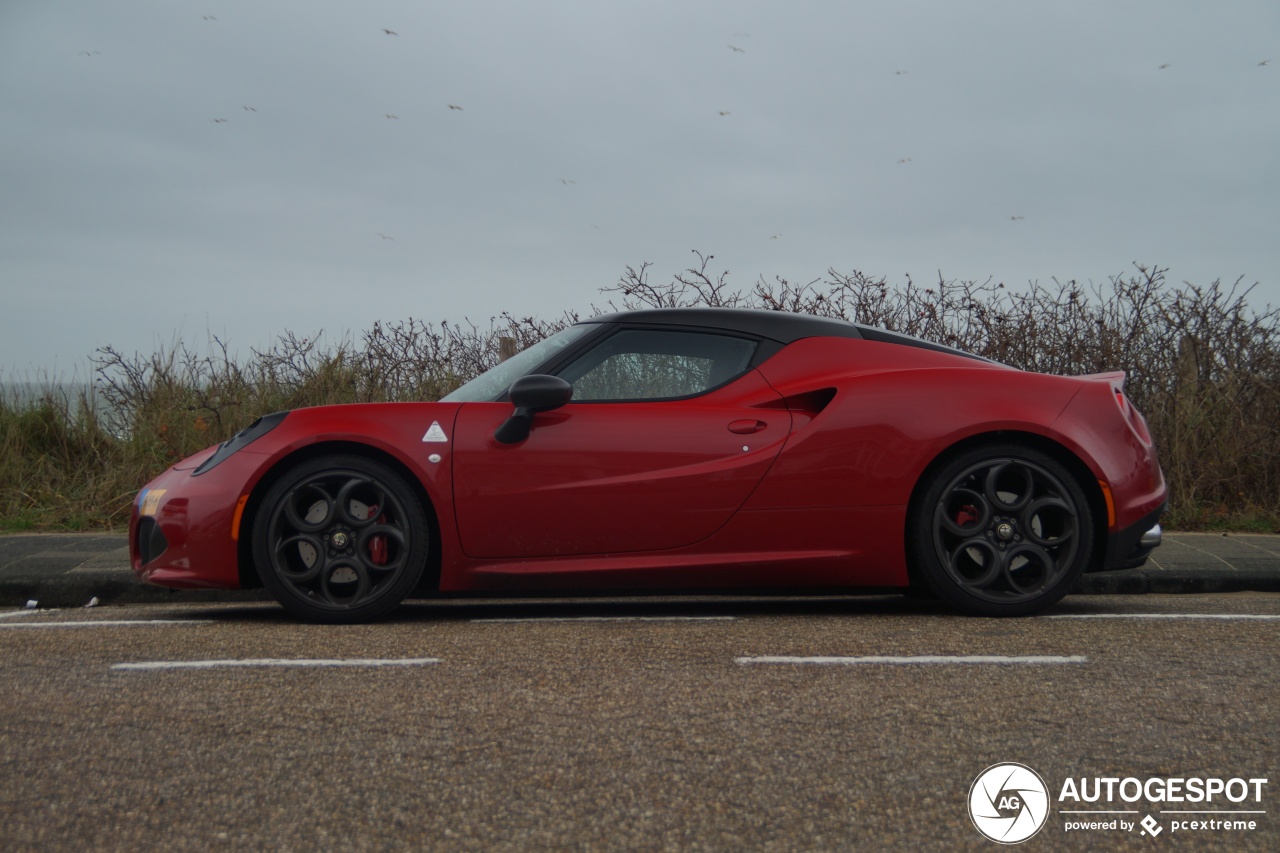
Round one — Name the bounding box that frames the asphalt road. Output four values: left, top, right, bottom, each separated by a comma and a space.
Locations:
2, 593, 1277, 851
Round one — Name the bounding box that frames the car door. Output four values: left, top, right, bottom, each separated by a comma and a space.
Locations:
452, 328, 791, 559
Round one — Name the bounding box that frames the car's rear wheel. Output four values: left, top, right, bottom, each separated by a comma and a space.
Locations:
908, 445, 1093, 617
252, 455, 428, 623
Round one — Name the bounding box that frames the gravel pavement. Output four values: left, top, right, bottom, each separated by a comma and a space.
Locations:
2, 593, 1277, 850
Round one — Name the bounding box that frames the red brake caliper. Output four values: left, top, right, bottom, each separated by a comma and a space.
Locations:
956, 505, 979, 527
367, 505, 388, 565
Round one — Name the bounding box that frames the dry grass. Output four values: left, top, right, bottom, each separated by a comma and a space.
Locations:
2, 258, 1276, 531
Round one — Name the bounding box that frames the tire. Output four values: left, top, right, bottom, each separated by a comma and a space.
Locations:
252, 455, 429, 623
907, 444, 1094, 617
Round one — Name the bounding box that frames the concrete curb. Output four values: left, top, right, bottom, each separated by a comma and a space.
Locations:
0, 576, 272, 608
4, 531, 1280, 609
5, 570, 1280, 610
1075, 569, 1280, 596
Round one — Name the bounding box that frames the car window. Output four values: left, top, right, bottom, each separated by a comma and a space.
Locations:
556, 329, 757, 401
440, 324, 594, 402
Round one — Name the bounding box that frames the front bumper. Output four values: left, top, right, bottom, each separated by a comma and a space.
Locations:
129, 452, 262, 590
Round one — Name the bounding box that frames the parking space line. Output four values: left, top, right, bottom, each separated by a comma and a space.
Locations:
472, 616, 736, 623
735, 655, 1088, 665
0, 609, 58, 620
1046, 614, 1280, 621
0, 619, 212, 629
112, 658, 441, 671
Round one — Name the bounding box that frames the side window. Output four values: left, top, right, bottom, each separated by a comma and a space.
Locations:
557, 329, 758, 401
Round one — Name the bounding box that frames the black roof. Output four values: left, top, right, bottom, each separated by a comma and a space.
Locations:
583, 307, 863, 344
583, 307, 990, 361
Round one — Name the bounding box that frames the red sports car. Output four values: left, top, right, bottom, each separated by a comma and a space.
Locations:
130, 308, 1166, 622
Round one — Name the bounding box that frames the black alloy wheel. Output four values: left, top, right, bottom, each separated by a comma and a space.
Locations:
908, 445, 1094, 616
252, 455, 428, 623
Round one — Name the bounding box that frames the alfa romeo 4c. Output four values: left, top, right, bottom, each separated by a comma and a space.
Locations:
131, 308, 1166, 622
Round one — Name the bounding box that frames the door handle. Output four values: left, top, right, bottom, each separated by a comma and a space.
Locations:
727, 419, 768, 435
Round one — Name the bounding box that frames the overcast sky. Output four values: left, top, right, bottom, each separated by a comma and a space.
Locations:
3, 0, 1278, 376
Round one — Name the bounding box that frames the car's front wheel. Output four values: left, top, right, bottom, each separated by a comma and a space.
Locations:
252, 455, 428, 623
907, 445, 1094, 616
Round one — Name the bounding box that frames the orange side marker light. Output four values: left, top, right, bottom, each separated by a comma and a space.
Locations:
231, 491, 250, 537
1097, 479, 1116, 529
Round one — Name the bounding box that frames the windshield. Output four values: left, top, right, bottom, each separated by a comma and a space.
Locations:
440, 324, 595, 402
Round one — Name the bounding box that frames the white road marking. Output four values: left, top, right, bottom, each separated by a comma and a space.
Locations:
0, 609, 59, 620
736, 655, 1088, 665
112, 658, 440, 671
0, 619, 212, 629
1046, 614, 1280, 620
473, 616, 736, 623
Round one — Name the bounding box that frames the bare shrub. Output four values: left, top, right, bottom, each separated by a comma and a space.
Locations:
601, 257, 1280, 528
3, 255, 1275, 530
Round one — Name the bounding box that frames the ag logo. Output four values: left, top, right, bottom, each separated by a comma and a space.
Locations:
969, 763, 1050, 844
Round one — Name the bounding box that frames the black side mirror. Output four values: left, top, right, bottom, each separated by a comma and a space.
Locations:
494, 374, 573, 444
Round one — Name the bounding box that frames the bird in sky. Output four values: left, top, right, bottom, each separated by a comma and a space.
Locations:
385, 114, 399, 119
377, 233, 394, 240
212, 118, 227, 123
383, 28, 398, 36
1158, 63, 1171, 69
80, 51, 101, 56
243, 106, 256, 112
202, 16, 216, 21
719, 111, 731, 116
729, 45, 744, 53
1010, 215, 1025, 221
560, 179, 576, 184
1260, 60, 1271, 67
448, 104, 463, 110
897, 158, 912, 164
895, 70, 909, 75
